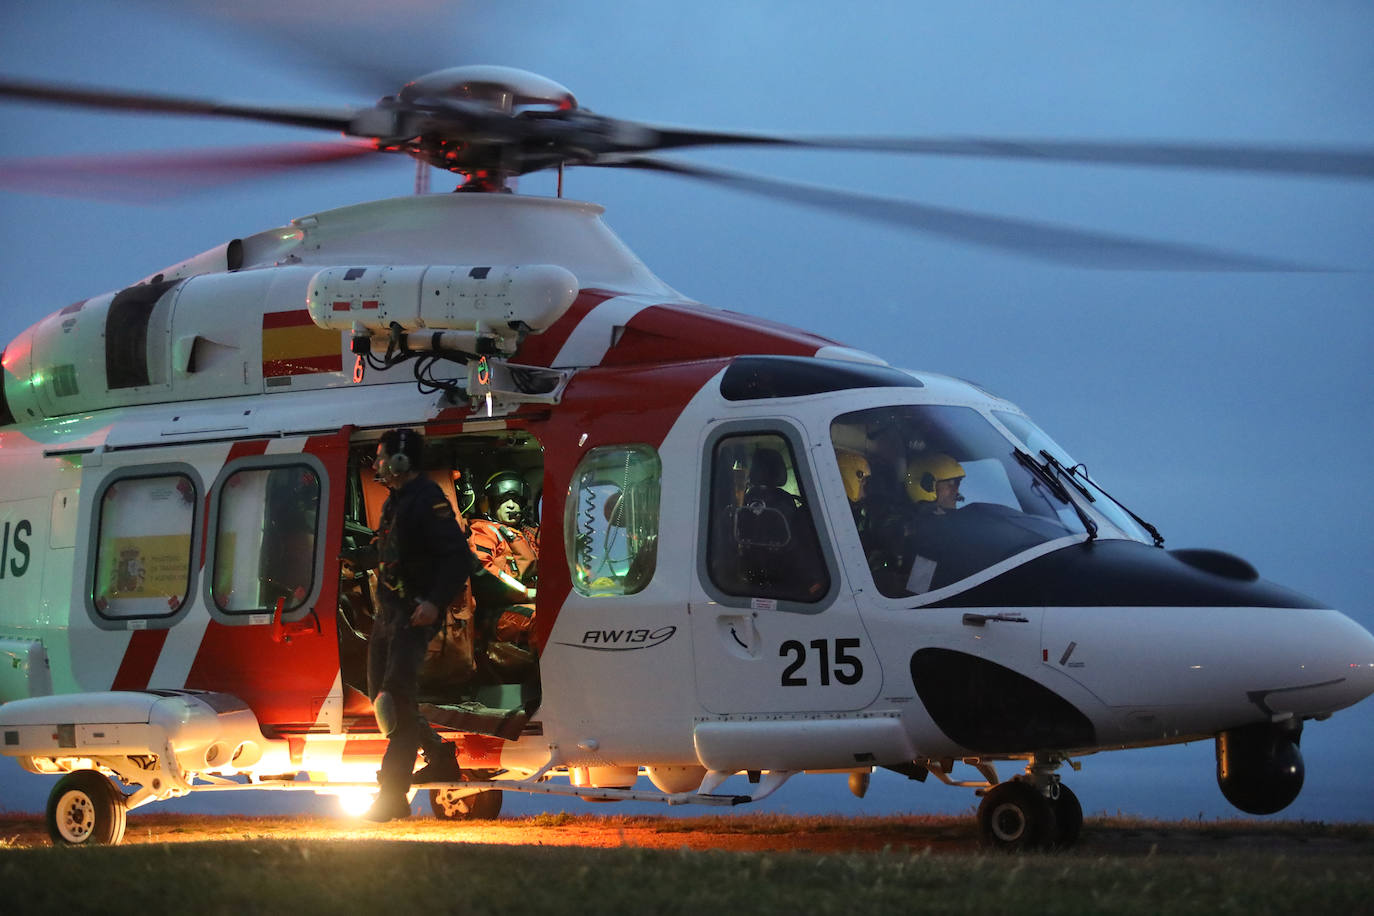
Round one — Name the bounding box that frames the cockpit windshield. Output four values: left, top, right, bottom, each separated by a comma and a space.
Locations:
830, 405, 1089, 598
991, 410, 1155, 544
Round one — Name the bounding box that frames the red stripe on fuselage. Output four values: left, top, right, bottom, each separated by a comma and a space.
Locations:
530, 358, 728, 651
110, 629, 169, 690
511, 288, 620, 367
261, 309, 318, 330
457, 734, 505, 767
601, 304, 835, 366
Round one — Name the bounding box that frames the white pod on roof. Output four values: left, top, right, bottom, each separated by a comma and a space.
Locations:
306, 264, 579, 336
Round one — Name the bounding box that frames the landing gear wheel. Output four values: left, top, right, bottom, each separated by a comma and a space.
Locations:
1048, 783, 1083, 848
46, 770, 128, 846
430, 788, 503, 820
977, 780, 1054, 851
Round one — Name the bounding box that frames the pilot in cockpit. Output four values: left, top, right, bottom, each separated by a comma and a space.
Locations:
907, 452, 966, 516
835, 448, 873, 519
838, 448, 910, 592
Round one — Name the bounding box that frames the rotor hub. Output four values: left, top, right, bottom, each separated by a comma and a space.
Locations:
382, 66, 580, 190
397, 66, 576, 114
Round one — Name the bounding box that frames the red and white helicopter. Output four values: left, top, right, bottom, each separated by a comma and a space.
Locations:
1, 65, 1372, 849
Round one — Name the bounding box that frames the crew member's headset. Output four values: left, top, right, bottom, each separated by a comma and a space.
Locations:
378, 428, 418, 477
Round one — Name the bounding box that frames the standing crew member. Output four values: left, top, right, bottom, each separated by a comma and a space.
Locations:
363, 428, 475, 823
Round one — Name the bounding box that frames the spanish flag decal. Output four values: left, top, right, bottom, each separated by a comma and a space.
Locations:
262, 310, 343, 378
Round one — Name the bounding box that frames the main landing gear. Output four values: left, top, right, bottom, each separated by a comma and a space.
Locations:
429, 787, 504, 819
975, 757, 1083, 851
45, 770, 129, 846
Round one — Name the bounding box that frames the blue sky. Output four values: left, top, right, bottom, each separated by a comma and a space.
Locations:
1, 1, 1371, 822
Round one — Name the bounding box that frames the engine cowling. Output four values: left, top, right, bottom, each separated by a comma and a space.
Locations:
1215, 721, 1304, 815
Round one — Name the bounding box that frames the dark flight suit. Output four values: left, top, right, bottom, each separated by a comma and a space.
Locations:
368, 475, 474, 798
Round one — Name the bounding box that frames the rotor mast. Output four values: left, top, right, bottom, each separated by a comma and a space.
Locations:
374, 66, 578, 192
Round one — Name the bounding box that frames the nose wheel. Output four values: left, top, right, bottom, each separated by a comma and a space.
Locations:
977, 780, 1052, 849
976, 779, 1083, 850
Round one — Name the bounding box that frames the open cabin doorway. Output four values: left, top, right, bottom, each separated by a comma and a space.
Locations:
337, 427, 545, 740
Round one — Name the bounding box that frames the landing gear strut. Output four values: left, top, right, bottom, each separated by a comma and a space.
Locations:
45, 770, 128, 846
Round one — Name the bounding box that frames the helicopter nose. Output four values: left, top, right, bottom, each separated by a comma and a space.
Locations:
1336, 615, 1374, 704
1277, 609, 1374, 716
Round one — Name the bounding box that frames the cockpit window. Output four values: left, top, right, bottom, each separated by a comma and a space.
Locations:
831, 405, 1087, 597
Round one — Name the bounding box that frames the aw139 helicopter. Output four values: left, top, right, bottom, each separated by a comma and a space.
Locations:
1, 62, 1373, 850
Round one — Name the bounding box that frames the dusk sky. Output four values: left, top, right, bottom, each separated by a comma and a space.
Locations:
1, 1, 1371, 822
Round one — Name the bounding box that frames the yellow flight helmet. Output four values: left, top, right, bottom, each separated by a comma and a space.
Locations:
906, 452, 965, 502
834, 449, 871, 502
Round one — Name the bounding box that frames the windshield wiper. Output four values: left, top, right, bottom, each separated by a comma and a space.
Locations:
1038, 449, 1096, 502
1013, 448, 1097, 541
1051, 455, 1166, 548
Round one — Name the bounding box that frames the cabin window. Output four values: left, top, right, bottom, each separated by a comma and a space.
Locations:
92, 472, 197, 620
211, 462, 322, 614
565, 445, 661, 597
706, 432, 829, 603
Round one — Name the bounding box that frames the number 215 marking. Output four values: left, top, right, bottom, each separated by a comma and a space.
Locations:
779, 638, 864, 686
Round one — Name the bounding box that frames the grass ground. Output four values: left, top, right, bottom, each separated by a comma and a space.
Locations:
0, 814, 1369, 915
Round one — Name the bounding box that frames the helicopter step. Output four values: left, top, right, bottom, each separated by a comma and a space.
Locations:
415, 775, 756, 807
189, 774, 758, 807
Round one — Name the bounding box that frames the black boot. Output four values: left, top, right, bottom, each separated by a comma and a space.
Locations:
412, 741, 463, 784
361, 789, 412, 823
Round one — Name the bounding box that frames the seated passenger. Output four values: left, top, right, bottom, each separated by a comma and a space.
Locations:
468, 471, 539, 675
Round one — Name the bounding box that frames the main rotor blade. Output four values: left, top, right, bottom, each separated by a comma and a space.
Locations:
629, 127, 1374, 181
598, 156, 1323, 271
159, 0, 461, 98
0, 141, 384, 201
0, 76, 357, 133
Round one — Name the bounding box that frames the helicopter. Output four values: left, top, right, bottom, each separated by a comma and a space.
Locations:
1, 56, 1373, 852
